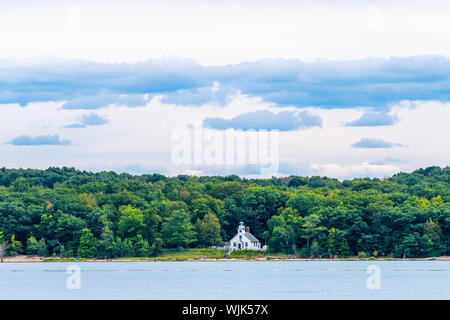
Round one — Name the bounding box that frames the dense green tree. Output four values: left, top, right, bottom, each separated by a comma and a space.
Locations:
0, 166, 448, 258
26, 236, 40, 255
36, 238, 48, 256
267, 215, 295, 253
299, 214, 326, 248
118, 206, 145, 240
195, 212, 223, 247
7, 235, 22, 255
327, 228, 336, 256
77, 228, 97, 258
0, 231, 8, 261
424, 218, 445, 256
161, 209, 196, 248
96, 225, 115, 258
151, 237, 163, 256
135, 234, 152, 257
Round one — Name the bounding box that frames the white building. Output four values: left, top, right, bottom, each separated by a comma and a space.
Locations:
227, 222, 264, 250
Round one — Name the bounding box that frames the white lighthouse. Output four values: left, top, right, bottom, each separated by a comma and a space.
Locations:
228, 222, 263, 250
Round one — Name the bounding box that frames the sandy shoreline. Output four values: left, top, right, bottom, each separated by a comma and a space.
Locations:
2, 255, 450, 262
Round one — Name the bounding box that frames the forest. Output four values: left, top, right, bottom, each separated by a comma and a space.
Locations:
0, 166, 448, 259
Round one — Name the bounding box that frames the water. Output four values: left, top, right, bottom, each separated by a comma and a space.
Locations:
1, 261, 449, 299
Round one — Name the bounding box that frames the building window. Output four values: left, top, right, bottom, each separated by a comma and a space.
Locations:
239, 235, 242, 240
246, 242, 248, 247
233, 242, 236, 247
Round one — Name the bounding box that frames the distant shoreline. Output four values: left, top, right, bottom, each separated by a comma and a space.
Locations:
2, 255, 450, 262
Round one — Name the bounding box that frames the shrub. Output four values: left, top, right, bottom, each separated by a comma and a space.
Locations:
357, 251, 368, 259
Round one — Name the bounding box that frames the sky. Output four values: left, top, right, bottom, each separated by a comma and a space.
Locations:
0, 0, 449, 178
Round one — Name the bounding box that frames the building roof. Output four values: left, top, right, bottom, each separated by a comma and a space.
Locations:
244, 232, 260, 243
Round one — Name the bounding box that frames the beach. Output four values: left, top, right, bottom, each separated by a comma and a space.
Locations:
2, 255, 450, 262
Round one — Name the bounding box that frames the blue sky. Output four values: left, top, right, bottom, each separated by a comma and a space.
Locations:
0, 0, 448, 178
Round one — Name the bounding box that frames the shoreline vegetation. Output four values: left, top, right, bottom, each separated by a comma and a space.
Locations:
0, 166, 449, 262
3, 254, 450, 263
2, 248, 450, 262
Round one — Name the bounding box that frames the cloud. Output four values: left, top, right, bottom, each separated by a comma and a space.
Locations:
8, 134, 70, 146
178, 164, 268, 177
159, 82, 233, 107
64, 123, 86, 129
1, 56, 450, 110
61, 92, 148, 110
310, 162, 400, 179
351, 138, 406, 148
371, 157, 409, 165
113, 164, 169, 175
345, 112, 399, 126
64, 113, 109, 128
203, 110, 322, 131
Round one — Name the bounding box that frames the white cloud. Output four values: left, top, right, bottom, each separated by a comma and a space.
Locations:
309, 162, 400, 179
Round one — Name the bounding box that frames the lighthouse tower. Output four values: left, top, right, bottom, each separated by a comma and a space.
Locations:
238, 221, 246, 234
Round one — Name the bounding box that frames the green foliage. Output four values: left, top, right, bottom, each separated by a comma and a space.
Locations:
195, 212, 223, 247
310, 241, 321, 257
228, 249, 267, 258
134, 234, 152, 257
267, 215, 295, 253
357, 251, 368, 259
151, 237, 163, 256
0, 166, 447, 258
161, 209, 196, 248
8, 235, 22, 255
118, 206, 145, 239
77, 228, 97, 258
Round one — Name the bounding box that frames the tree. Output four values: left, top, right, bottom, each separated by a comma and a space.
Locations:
338, 237, 351, 257
26, 236, 40, 255
0, 231, 8, 262
151, 237, 163, 256
135, 234, 152, 257
300, 214, 325, 248
36, 238, 48, 256
310, 240, 320, 257
269, 227, 290, 253
118, 206, 145, 240
267, 215, 295, 252
78, 228, 97, 258
424, 218, 445, 256
112, 237, 135, 257
195, 213, 223, 247
398, 233, 420, 258
241, 186, 287, 239
54, 213, 87, 252
161, 209, 196, 248
8, 235, 22, 255
96, 225, 115, 258
327, 228, 336, 256
286, 192, 324, 216
142, 209, 162, 244
26, 236, 48, 257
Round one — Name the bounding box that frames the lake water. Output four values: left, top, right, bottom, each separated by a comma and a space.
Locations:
1, 261, 449, 299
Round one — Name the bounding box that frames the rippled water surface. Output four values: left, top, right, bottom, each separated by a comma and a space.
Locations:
1, 261, 449, 299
